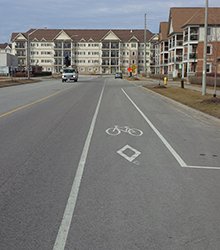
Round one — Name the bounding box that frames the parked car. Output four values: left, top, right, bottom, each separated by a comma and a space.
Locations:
115, 72, 123, 79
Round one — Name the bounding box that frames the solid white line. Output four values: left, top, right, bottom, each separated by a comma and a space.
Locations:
53, 85, 105, 250
121, 88, 187, 167
185, 165, 220, 170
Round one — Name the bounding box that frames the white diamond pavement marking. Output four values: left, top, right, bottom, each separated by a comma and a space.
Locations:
117, 145, 141, 162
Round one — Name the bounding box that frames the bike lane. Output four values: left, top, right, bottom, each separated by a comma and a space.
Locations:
62, 78, 209, 249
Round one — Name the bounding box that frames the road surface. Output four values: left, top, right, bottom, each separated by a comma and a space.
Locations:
0, 76, 220, 249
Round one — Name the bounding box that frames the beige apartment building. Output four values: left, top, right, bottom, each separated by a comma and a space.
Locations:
11, 29, 153, 75
0, 43, 17, 75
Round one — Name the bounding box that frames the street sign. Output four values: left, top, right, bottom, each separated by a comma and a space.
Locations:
127, 67, 132, 72
132, 64, 137, 73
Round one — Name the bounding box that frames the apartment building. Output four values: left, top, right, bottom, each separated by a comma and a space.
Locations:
182, 8, 220, 78
0, 43, 12, 54
155, 7, 220, 79
10, 29, 153, 75
149, 34, 159, 75
0, 43, 17, 75
157, 22, 169, 75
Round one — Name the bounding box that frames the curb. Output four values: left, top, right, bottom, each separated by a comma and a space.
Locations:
130, 81, 220, 124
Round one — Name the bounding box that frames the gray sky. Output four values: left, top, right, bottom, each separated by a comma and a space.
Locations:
0, 0, 219, 43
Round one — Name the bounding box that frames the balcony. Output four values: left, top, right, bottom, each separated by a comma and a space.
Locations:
54, 43, 62, 49
102, 43, 110, 49
15, 45, 26, 49
184, 33, 188, 42
176, 41, 183, 47
102, 62, 109, 66
63, 43, 71, 48
54, 53, 62, 57
176, 56, 182, 62
17, 51, 26, 56
111, 52, 119, 57
189, 53, 197, 60
183, 53, 197, 60
111, 43, 119, 49
190, 34, 199, 41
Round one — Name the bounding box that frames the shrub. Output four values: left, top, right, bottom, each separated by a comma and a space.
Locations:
149, 74, 168, 80
32, 72, 52, 77
14, 72, 27, 77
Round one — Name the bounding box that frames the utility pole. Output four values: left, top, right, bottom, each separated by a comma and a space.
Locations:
144, 13, 147, 76
202, 0, 208, 95
27, 29, 38, 80
27, 33, 30, 79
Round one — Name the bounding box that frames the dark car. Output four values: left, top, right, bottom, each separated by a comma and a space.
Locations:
115, 72, 123, 79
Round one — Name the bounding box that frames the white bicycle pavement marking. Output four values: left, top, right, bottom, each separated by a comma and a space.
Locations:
106, 125, 143, 136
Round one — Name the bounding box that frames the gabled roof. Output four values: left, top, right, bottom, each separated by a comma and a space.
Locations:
53, 29, 72, 40
168, 8, 204, 35
182, 8, 220, 28
0, 43, 11, 49
11, 32, 28, 41
128, 35, 139, 42
159, 22, 169, 41
80, 38, 86, 42
100, 30, 121, 41
149, 33, 159, 42
11, 29, 154, 43
113, 29, 153, 42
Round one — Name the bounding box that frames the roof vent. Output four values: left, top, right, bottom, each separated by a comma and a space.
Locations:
130, 30, 133, 33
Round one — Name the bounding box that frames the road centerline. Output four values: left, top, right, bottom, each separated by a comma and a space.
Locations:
121, 88, 187, 167
53, 85, 105, 250
0, 87, 74, 119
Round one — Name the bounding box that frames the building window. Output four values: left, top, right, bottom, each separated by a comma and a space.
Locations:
207, 45, 212, 55
206, 63, 212, 73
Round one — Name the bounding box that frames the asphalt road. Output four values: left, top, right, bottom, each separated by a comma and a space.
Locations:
0, 76, 220, 250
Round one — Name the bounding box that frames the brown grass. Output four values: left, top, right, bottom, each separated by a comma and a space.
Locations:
144, 85, 220, 119
0, 79, 39, 88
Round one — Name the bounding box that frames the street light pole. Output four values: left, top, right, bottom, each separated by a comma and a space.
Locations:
202, 0, 208, 95
144, 13, 147, 76
27, 33, 30, 79
27, 29, 38, 79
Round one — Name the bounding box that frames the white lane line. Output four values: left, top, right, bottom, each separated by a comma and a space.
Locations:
184, 165, 220, 170
53, 85, 105, 250
121, 88, 187, 167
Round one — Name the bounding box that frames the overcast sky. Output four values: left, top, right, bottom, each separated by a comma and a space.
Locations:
0, 0, 219, 43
